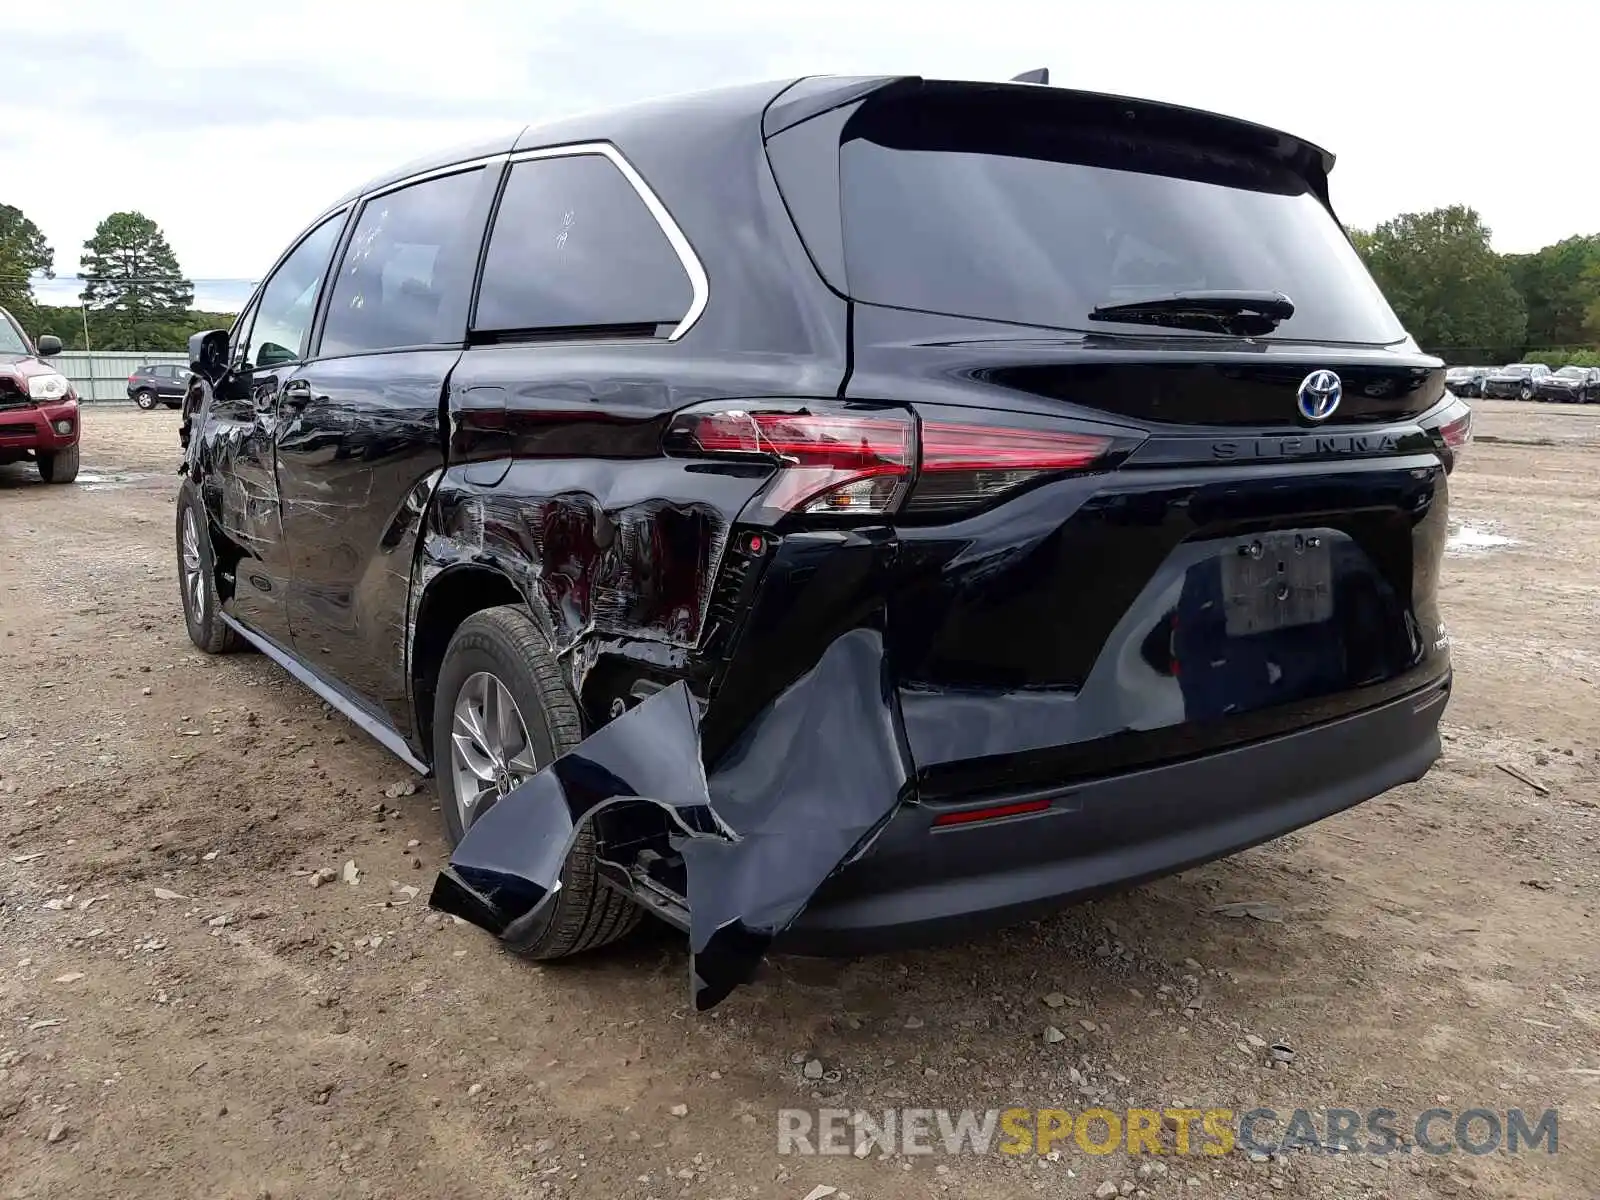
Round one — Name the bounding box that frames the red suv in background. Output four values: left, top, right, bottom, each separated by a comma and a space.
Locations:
0, 305, 80, 484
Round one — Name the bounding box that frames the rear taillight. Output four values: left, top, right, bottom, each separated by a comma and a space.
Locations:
908, 422, 1112, 514
1429, 399, 1473, 473
664, 407, 914, 516
664, 402, 1115, 520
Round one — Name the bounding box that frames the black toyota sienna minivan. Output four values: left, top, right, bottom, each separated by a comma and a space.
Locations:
178, 73, 1467, 1007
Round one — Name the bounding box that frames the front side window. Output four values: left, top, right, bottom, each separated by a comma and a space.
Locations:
245, 215, 344, 370
320, 168, 486, 356
473, 153, 693, 336
229, 299, 258, 368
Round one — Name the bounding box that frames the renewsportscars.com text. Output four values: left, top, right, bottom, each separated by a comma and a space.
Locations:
777, 1106, 1559, 1158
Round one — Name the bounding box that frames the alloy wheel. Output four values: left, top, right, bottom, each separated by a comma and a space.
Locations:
449, 671, 541, 830
180, 507, 205, 622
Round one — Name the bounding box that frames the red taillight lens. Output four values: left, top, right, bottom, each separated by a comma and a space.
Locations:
1434, 401, 1473, 473
907, 422, 1113, 513
664, 403, 1116, 519
665, 407, 914, 515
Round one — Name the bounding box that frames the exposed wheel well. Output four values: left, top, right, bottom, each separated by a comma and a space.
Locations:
411, 566, 525, 760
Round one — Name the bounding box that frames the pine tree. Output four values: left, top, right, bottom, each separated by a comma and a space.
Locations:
0, 203, 54, 315
80, 212, 194, 349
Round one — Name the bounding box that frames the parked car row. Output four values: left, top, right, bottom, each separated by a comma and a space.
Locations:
1449, 363, 1600, 403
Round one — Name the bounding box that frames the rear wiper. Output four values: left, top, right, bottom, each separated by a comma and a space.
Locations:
1087, 290, 1295, 337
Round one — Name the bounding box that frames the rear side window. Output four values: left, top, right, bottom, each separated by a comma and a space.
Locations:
320, 168, 486, 356
472, 153, 693, 336
812, 87, 1405, 345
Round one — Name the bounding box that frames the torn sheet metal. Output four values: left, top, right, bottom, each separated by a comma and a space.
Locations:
430, 628, 909, 1010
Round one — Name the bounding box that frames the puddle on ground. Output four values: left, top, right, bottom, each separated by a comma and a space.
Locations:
1447, 522, 1519, 555
77, 469, 158, 490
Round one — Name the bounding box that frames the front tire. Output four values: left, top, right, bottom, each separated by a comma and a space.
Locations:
134, 389, 159, 411
176, 484, 237, 654
1520, 382, 1534, 401
431, 605, 641, 958
38, 443, 79, 484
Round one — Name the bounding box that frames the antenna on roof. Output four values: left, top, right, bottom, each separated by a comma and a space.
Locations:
1010, 67, 1049, 85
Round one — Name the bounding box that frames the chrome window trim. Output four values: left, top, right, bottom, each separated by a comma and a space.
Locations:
503, 141, 709, 341
360, 153, 510, 201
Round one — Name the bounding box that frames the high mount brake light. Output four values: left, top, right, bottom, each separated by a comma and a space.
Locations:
663, 405, 1115, 517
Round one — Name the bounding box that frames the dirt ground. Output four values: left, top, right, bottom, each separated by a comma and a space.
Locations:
1, 401, 1596, 1200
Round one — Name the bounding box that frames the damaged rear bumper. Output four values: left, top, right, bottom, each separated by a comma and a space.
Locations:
432, 627, 911, 1011
432, 622, 1447, 1007
784, 671, 1449, 954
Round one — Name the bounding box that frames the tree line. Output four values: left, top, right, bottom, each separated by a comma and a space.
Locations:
4, 197, 1599, 365
1349, 205, 1600, 368
1, 202, 231, 352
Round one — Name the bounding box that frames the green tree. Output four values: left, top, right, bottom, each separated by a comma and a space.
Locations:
1503, 234, 1600, 350
80, 211, 194, 350
1351, 205, 1526, 360
1580, 256, 1600, 344
0, 202, 54, 316
30, 304, 239, 353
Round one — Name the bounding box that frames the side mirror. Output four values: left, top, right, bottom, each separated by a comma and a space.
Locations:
34, 334, 62, 356
189, 329, 231, 383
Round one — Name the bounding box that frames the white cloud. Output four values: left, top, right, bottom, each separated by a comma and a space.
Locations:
6, 0, 1595, 307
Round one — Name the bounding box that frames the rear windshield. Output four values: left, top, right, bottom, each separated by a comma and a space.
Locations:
834, 90, 1406, 345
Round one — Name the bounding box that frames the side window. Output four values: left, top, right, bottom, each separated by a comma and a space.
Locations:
229, 299, 259, 369
319, 168, 486, 357
245, 215, 344, 370
473, 153, 693, 335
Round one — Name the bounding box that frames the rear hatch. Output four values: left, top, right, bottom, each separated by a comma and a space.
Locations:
761, 79, 1459, 797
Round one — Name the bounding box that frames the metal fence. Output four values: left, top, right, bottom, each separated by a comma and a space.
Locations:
54, 350, 190, 403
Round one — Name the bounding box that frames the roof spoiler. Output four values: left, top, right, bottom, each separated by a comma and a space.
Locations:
762, 74, 1335, 186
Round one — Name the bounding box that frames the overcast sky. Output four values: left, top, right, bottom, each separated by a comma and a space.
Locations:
8, 0, 1596, 310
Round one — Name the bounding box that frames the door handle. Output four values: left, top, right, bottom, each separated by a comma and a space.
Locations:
282, 380, 315, 412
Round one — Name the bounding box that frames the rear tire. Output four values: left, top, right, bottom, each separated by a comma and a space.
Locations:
134, 389, 158, 410
38, 444, 79, 484
431, 604, 641, 958
177, 484, 238, 654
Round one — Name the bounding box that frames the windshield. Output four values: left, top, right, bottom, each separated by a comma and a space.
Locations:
1555, 366, 1584, 378
1501, 365, 1532, 376
834, 91, 1406, 344
0, 313, 30, 355
1446, 368, 1470, 377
